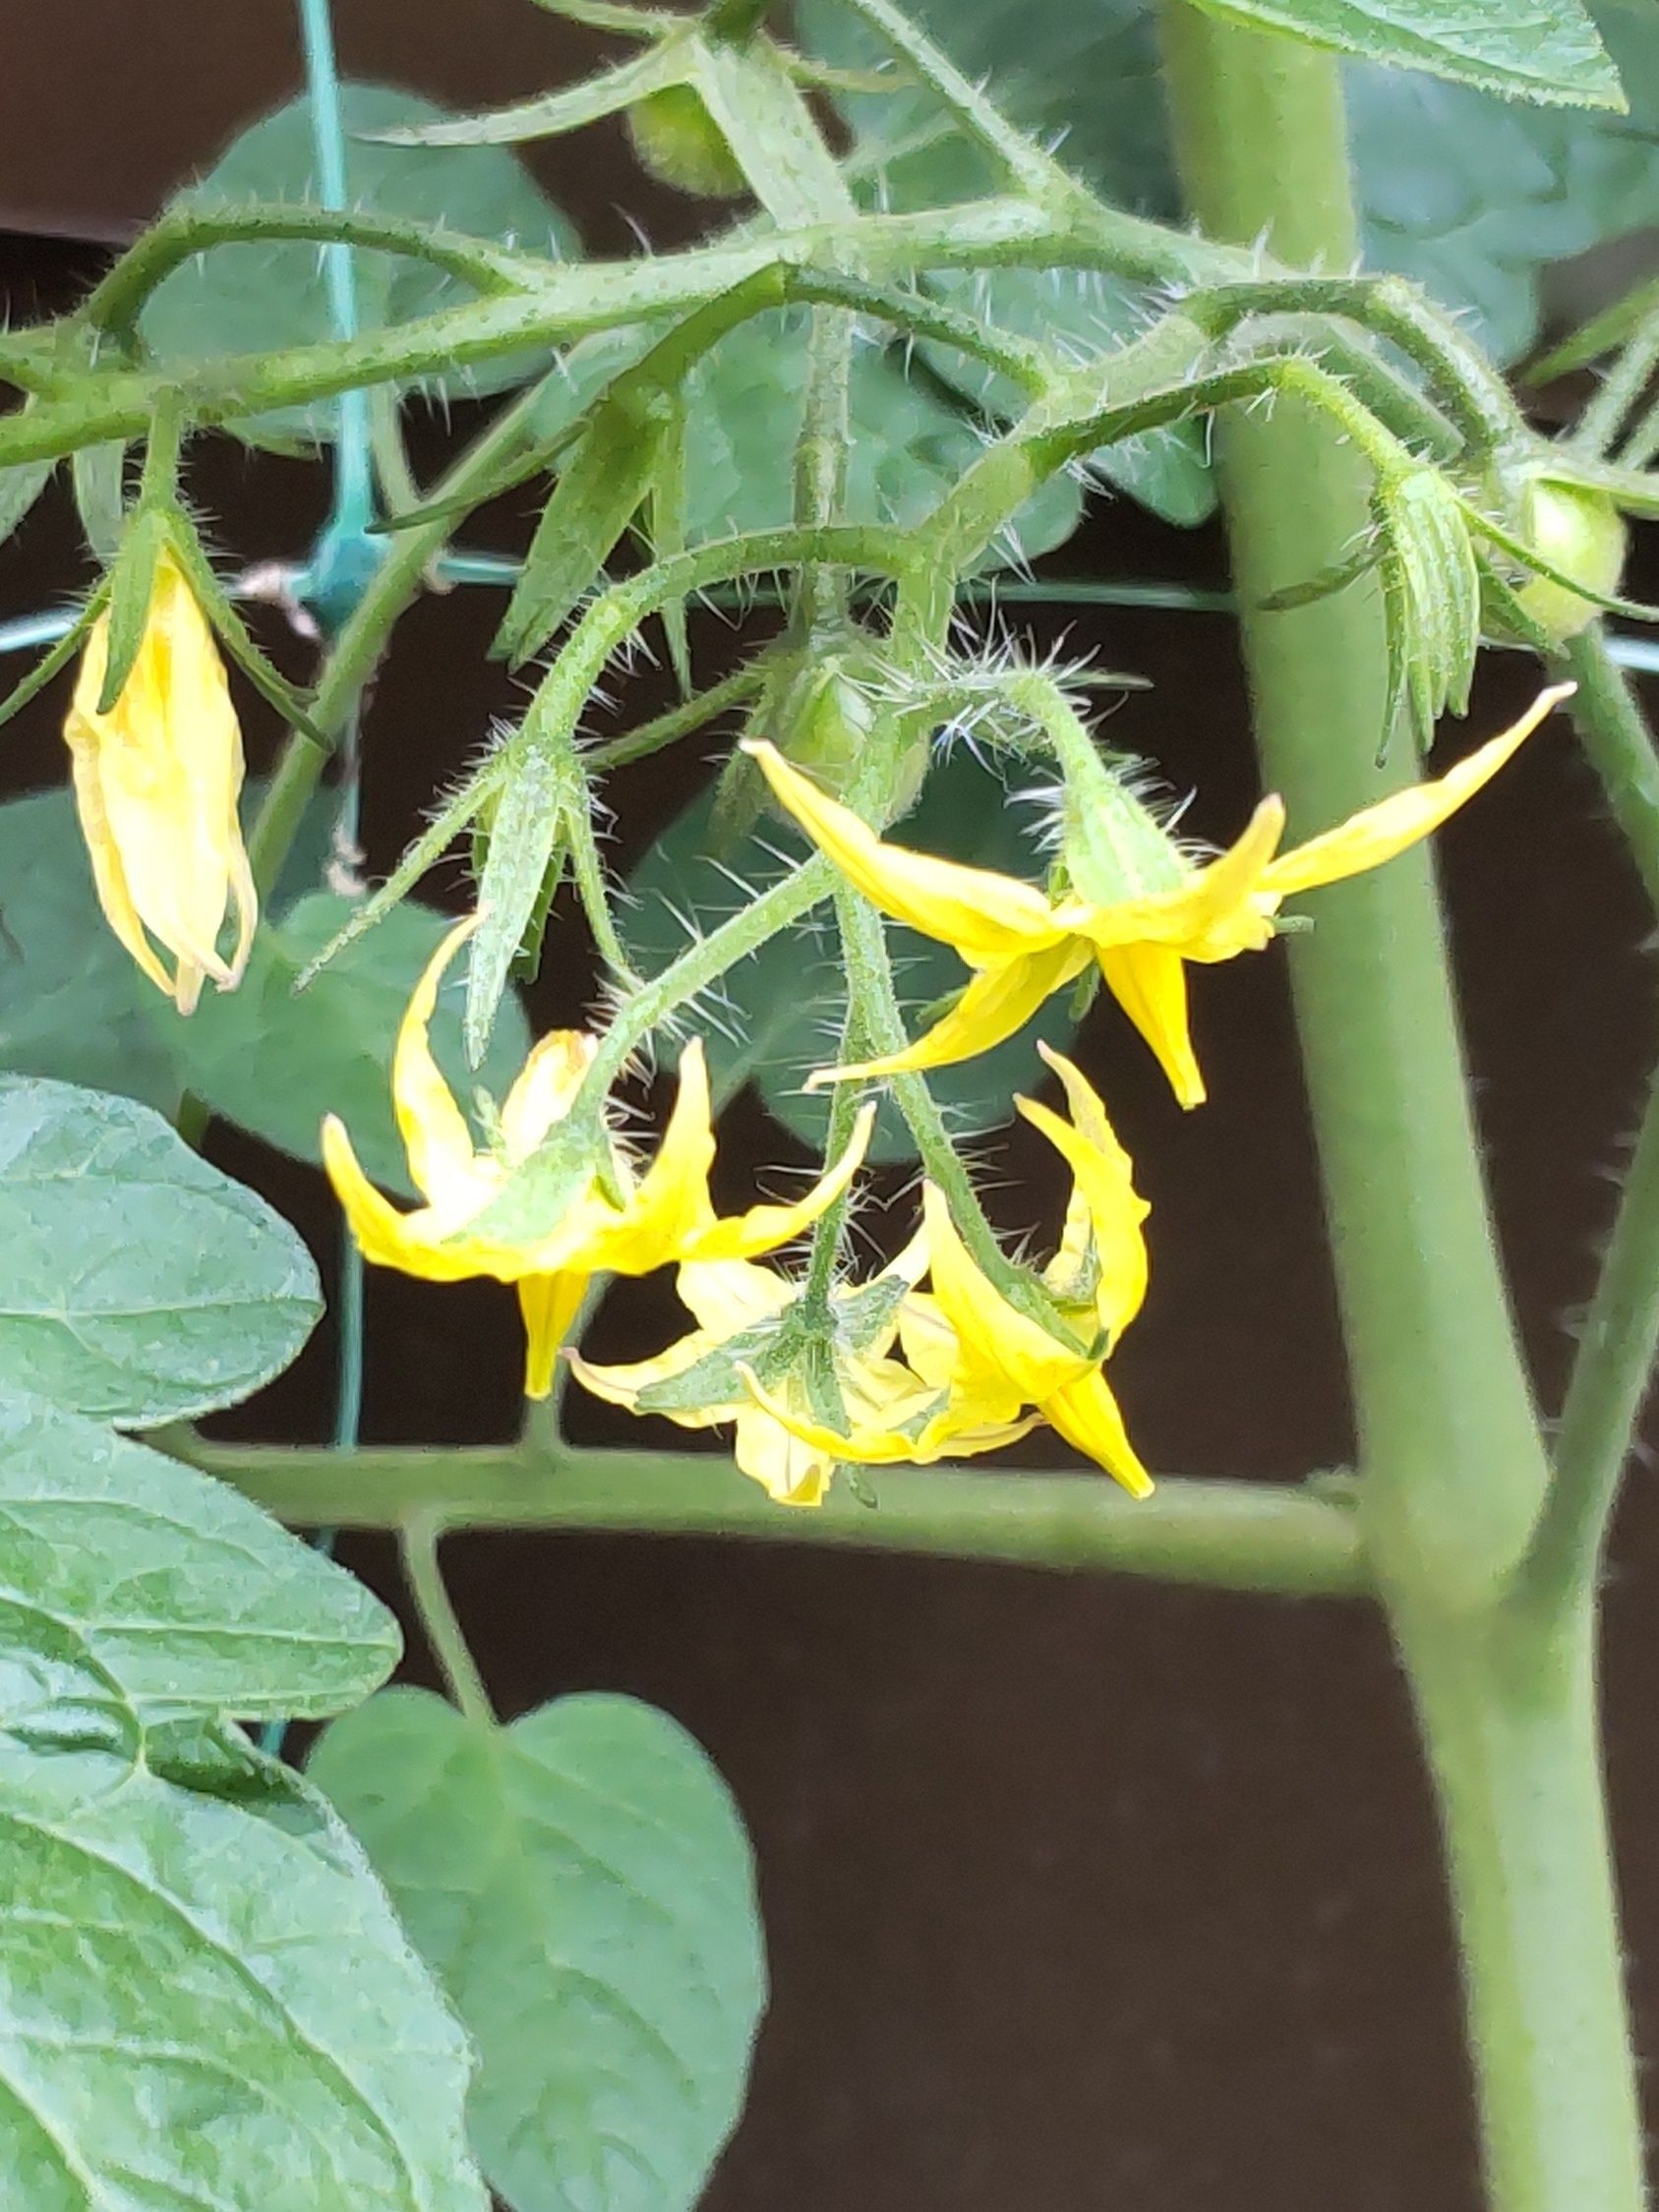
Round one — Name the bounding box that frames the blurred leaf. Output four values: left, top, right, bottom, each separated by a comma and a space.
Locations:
69, 440, 127, 562
0, 1077, 320, 1427
533, 309, 1081, 565
0, 1726, 486, 2210
0, 1390, 397, 1722
918, 269, 1215, 526
178, 893, 533, 1197
681, 311, 1082, 559
1185, 0, 1621, 105
627, 751, 1083, 1160
0, 784, 185, 1115
139, 85, 577, 445
800, 0, 1659, 367
312, 1687, 765, 2212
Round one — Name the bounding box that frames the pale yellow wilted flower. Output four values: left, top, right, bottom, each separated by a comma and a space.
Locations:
63, 550, 256, 1014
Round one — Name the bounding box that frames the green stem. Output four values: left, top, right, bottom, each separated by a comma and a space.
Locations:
184, 1435, 1365, 1595
399, 1513, 495, 1726
1160, 12, 1640, 2211
1563, 625, 1659, 913
1397, 1604, 1643, 2212
1517, 1069, 1659, 1610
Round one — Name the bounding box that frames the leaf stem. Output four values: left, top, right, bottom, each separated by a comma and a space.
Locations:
399, 1513, 495, 1727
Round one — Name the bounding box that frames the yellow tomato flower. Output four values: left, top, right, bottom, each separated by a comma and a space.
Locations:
749, 1044, 1155, 1495
744, 682, 1570, 1107
570, 1252, 1034, 1507
322, 917, 874, 1398
63, 549, 256, 1015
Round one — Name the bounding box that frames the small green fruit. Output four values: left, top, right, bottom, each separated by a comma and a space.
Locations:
627, 87, 747, 200
1514, 479, 1627, 643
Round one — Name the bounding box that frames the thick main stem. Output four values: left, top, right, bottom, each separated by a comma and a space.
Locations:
1158, 10, 1643, 2210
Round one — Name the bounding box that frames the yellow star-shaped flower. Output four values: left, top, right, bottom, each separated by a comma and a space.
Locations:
323, 917, 872, 1397
745, 683, 1570, 1106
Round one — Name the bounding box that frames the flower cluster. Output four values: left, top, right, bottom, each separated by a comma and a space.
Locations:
310, 689, 1565, 1508
60, 571, 1563, 1507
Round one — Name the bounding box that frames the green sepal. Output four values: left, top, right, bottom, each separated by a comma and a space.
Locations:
293, 752, 509, 990
1258, 536, 1384, 613
494, 388, 674, 668
162, 522, 327, 746
466, 716, 592, 1061
0, 455, 54, 552
95, 505, 168, 716
362, 39, 689, 147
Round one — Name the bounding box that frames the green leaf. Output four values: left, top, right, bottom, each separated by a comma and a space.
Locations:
682, 311, 1082, 559
0, 1390, 397, 1721
0, 1077, 320, 1426
177, 894, 533, 1198
626, 751, 1083, 1160
138, 85, 577, 445
311, 1687, 766, 2212
0, 1734, 486, 2210
0, 784, 186, 1116
918, 269, 1215, 527
800, 0, 1659, 369
532, 308, 1080, 565
1185, 0, 1621, 105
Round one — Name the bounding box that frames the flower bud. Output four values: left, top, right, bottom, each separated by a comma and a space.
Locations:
1514, 477, 1628, 643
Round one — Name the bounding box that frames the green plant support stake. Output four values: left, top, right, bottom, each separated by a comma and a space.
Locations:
1157, 9, 1645, 2209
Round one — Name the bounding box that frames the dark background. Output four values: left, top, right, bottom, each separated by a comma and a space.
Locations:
4, 9, 1658, 2209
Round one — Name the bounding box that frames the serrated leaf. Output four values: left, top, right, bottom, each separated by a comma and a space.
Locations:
1186, 0, 1621, 106
138, 85, 577, 446
176, 893, 533, 1198
0, 1077, 320, 1426
0, 1736, 486, 2210
626, 751, 1083, 1160
800, 0, 1659, 368
0, 1390, 397, 1721
311, 1687, 765, 2212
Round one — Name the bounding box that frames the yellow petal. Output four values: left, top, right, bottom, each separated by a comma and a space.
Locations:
1077, 796, 1285, 959
1096, 941, 1205, 1109
683, 1101, 875, 1261
1042, 1368, 1155, 1497
584, 1038, 719, 1273
732, 1400, 835, 1505
567, 1338, 734, 1427
62, 725, 174, 1000
1017, 1100, 1149, 1345
744, 739, 1066, 961
321, 1114, 483, 1282
676, 1258, 797, 1337
392, 917, 485, 1203
921, 1184, 1086, 1404
1261, 683, 1570, 902
518, 1270, 589, 1400
501, 1028, 596, 1162
735, 1365, 921, 1465
818, 942, 1091, 1086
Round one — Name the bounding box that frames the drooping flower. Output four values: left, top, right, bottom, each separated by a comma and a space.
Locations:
322, 917, 873, 1397
63, 548, 256, 1014
745, 683, 1570, 1107
744, 1045, 1155, 1495
569, 1251, 1034, 1506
